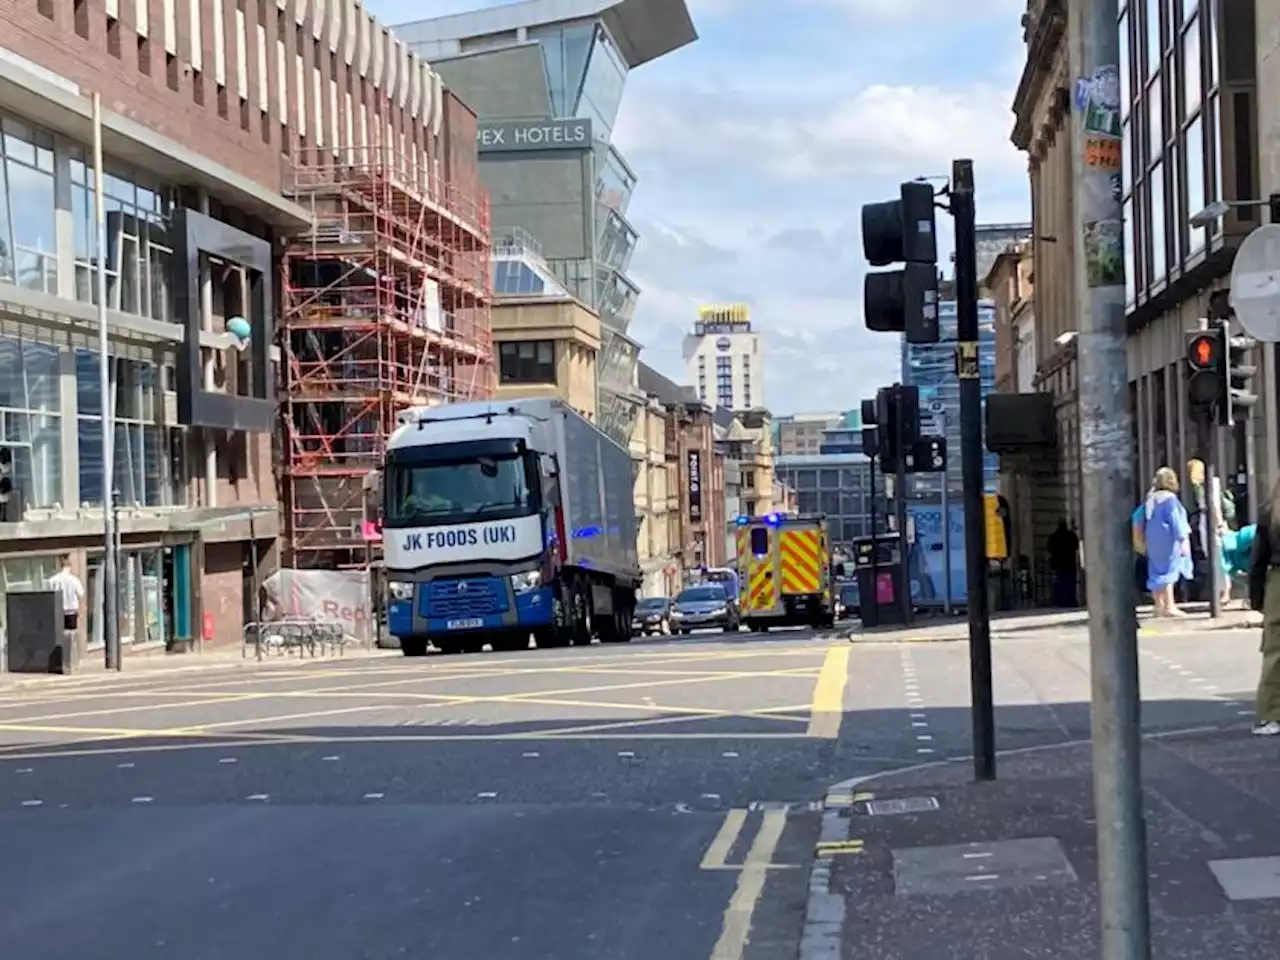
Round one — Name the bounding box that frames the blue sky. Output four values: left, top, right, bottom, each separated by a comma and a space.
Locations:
367, 0, 1031, 414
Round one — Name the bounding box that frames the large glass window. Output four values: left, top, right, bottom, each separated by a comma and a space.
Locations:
75, 350, 163, 507
1144, 0, 1161, 75
1185, 115, 1205, 254
1207, 1, 1218, 89
1123, 197, 1135, 304
576, 26, 628, 141
1147, 75, 1162, 157
69, 152, 173, 321
1149, 161, 1166, 282
0, 115, 56, 293
1183, 17, 1201, 114
498, 340, 556, 384
597, 208, 638, 273
0, 336, 62, 513
1122, 119, 1133, 196
532, 24, 594, 117
1120, 9, 1131, 118
596, 145, 636, 215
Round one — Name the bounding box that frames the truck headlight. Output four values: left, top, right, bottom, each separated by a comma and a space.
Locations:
388, 581, 414, 601
510, 570, 542, 593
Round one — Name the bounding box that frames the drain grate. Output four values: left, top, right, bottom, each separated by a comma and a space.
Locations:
864, 796, 940, 816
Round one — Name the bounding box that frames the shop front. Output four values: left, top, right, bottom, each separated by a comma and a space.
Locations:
86, 541, 193, 651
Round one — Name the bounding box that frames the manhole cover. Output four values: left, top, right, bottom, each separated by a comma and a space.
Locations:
864, 796, 940, 816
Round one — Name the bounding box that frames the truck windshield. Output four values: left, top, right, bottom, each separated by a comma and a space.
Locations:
384, 452, 535, 528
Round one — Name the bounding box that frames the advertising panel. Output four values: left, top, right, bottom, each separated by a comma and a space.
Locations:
688, 450, 703, 521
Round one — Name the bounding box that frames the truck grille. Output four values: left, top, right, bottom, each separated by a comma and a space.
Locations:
422, 577, 508, 618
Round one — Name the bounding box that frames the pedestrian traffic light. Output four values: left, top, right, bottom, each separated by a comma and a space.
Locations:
1185, 327, 1224, 410
862, 181, 940, 344
1224, 323, 1258, 425
860, 398, 879, 458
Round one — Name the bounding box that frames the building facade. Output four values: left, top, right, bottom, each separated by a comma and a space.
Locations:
630, 395, 680, 597
0, 0, 489, 653
776, 412, 842, 456
774, 454, 884, 557
683, 304, 763, 411
901, 300, 1000, 499
396, 0, 697, 446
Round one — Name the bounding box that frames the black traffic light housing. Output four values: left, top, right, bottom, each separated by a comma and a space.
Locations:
1224, 324, 1258, 425
860, 398, 879, 458
1185, 328, 1224, 410
875, 384, 921, 475
861, 181, 940, 344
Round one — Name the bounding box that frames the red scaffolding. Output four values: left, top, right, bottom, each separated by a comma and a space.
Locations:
280, 147, 494, 567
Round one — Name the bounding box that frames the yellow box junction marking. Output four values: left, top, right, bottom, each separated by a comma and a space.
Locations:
806, 645, 850, 738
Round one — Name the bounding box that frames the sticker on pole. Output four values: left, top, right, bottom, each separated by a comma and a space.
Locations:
1230, 223, 1280, 343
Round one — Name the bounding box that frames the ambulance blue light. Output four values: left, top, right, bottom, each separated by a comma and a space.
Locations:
765, 513, 780, 525
736, 515, 750, 526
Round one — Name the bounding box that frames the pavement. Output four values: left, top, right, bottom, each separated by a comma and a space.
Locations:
807, 624, 1280, 959
0, 616, 1275, 958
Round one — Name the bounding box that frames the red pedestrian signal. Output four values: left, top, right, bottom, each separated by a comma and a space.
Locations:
1187, 332, 1220, 371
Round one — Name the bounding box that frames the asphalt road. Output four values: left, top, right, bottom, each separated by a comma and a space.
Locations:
0, 627, 855, 960
0, 623, 1262, 960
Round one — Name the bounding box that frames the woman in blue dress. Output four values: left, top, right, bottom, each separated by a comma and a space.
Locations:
1142, 467, 1193, 617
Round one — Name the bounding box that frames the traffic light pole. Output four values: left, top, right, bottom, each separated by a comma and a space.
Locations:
1069, 0, 1151, 955
896, 408, 912, 626
950, 159, 994, 782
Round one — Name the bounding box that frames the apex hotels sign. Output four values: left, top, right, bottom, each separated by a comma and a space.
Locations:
476, 118, 593, 153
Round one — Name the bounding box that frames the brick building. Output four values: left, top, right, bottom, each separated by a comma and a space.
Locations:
0, 0, 489, 655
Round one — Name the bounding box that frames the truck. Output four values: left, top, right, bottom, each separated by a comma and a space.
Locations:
380, 397, 642, 656
735, 513, 836, 631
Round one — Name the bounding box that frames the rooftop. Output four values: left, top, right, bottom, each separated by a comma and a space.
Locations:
394, 0, 697, 69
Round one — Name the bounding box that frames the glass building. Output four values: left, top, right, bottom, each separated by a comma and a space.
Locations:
901, 300, 1000, 498
395, 0, 697, 443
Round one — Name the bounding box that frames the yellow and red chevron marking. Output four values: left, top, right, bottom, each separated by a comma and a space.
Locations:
747, 559, 776, 611
779, 528, 823, 594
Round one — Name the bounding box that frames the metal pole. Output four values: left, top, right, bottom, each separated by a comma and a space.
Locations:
1069, 0, 1151, 954
1207, 454, 1222, 617
951, 159, 994, 781
942, 415, 953, 615
93, 93, 120, 672
895, 399, 911, 626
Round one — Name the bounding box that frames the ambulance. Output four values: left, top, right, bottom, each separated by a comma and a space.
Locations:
734, 513, 836, 631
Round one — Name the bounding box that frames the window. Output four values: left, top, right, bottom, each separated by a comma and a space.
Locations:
1147, 74, 1162, 157
1144, 0, 1161, 75
75, 350, 163, 507
499, 340, 556, 384
1149, 161, 1166, 282
1122, 119, 1132, 196
1123, 197, 1135, 303
1120, 9, 1131, 118
532, 23, 594, 116
0, 337, 61, 515
69, 153, 173, 320
1183, 17, 1201, 114
576, 26, 627, 140
0, 115, 56, 293
596, 144, 636, 214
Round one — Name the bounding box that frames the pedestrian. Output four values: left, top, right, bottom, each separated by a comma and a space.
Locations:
1143, 467, 1193, 617
1248, 480, 1280, 736
1047, 518, 1080, 608
47, 554, 85, 635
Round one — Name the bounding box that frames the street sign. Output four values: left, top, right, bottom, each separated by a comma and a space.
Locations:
906, 437, 946, 473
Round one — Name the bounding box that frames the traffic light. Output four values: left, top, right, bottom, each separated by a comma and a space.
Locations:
875, 385, 921, 474
860, 398, 879, 458
862, 181, 940, 344
1185, 327, 1224, 410
1224, 323, 1258, 425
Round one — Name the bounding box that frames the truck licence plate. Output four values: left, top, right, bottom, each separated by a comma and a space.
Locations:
446, 618, 484, 630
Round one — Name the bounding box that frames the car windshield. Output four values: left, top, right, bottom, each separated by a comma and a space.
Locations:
385, 453, 533, 527
677, 586, 726, 603
637, 598, 669, 611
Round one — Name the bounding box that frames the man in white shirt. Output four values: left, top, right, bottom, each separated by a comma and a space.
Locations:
47, 555, 85, 633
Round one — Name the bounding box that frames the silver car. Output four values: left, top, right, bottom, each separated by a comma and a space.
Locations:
669, 584, 740, 635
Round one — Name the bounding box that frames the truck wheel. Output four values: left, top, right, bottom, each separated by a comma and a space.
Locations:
571, 585, 594, 646
401, 637, 429, 657
492, 633, 530, 653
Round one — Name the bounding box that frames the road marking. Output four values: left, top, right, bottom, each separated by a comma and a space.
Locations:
363, 793, 384, 800
21, 799, 42, 807
702, 793, 721, 801
522, 751, 539, 758
132, 796, 153, 804
617, 751, 635, 758
816, 839, 864, 855
322, 755, 340, 761
16, 768, 32, 774
218, 757, 237, 764
966, 874, 999, 882
246, 794, 269, 801
807, 645, 850, 739
477, 792, 497, 799
710, 809, 787, 960
722, 751, 739, 758
701, 808, 749, 869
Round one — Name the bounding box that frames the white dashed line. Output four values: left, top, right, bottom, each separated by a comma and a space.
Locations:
322, 755, 340, 762
916, 735, 933, 741
912, 722, 928, 728
117, 763, 134, 769
363, 793, 385, 800
701, 793, 721, 801
477, 792, 497, 799
15, 768, 32, 774
963, 852, 993, 859
617, 751, 635, 758
21, 799, 42, 807
966, 874, 1000, 882
722, 751, 739, 758
132, 796, 153, 804
218, 758, 238, 764
521, 752, 540, 758
246, 794, 269, 802
910, 713, 926, 719
917, 748, 935, 754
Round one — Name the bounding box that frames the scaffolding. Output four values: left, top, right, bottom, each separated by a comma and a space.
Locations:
280, 146, 494, 568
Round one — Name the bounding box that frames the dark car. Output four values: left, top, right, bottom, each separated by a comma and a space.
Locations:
670, 584, 739, 634
632, 597, 672, 635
